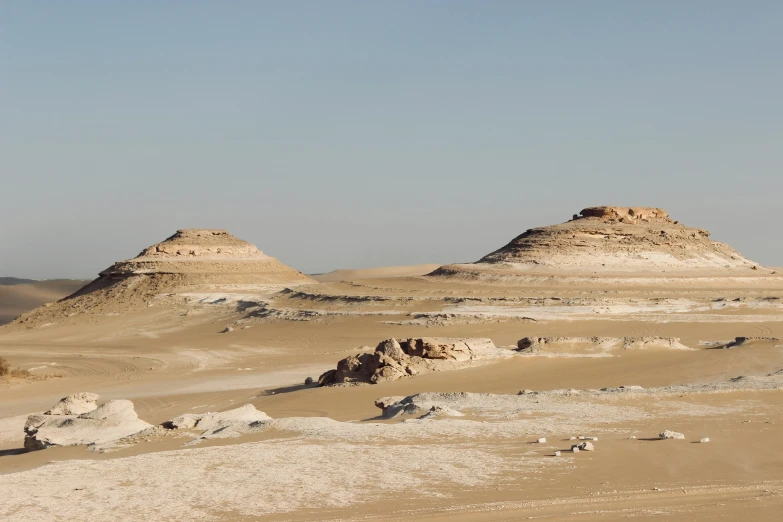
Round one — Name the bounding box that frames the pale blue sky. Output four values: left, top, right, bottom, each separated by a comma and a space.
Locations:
1, 1, 781, 278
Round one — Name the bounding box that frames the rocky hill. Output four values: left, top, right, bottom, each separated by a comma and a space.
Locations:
5, 229, 314, 328
430, 207, 768, 280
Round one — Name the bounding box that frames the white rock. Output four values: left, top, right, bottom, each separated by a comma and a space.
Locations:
700, 437, 710, 443
418, 406, 465, 420
168, 404, 272, 441
25, 398, 151, 451
571, 445, 580, 453
659, 430, 685, 440
554, 451, 561, 457
578, 441, 595, 451
537, 437, 547, 443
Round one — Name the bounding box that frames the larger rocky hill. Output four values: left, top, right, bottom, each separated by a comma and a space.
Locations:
430, 207, 768, 281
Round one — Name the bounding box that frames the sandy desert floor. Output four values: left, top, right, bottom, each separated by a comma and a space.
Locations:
2, 261, 783, 521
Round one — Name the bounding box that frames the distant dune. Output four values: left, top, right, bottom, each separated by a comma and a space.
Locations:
0, 277, 38, 286
0, 279, 87, 325
311, 264, 442, 283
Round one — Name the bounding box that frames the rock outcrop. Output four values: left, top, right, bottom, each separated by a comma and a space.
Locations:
318, 338, 510, 386
429, 206, 764, 280
24, 394, 152, 451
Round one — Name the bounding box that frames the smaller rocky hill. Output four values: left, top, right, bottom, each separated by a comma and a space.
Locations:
5, 229, 313, 329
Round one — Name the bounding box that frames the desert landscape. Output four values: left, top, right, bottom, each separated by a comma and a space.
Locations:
2, 207, 783, 521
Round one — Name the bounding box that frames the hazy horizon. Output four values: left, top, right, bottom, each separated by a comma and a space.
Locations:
2, 2, 782, 279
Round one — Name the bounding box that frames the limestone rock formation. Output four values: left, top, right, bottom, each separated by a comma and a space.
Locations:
24, 394, 152, 451
429, 207, 765, 280
319, 338, 509, 386
167, 404, 271, 442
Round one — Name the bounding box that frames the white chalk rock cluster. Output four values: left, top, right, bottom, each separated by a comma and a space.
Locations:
24, 393, 152, 451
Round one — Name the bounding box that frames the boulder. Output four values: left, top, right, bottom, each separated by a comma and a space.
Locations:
317, 369, 337, 387
370, 364, 406, 384
375, 339, 406, 361
335, 352, 377, 384
517, 337, 540, 352
659, 430, 685, 440
24, 397, 151, 451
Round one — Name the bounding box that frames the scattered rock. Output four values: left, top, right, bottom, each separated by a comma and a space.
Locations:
554, 451, 561, 457
571, 446, 580, 453
578, 441, 595, 451
304, 376, 314, 385
536, 437, 547, 443
700, 437, 710, 443
659, 430, 685, 440
221, 327, 233, 333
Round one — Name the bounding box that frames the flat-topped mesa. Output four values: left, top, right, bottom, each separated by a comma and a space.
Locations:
134, 229, 270, 260
429, 206, 764, 278
100, 229, 310, 279
578, 207, 670, 223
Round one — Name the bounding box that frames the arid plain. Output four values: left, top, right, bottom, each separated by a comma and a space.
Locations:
2, 206, 783, 521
